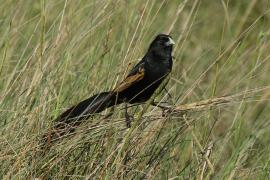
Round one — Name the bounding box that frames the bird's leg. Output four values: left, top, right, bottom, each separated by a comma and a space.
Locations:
125, 102, 131, 128
151, 102, 173, 117
164, 87, 173, 99
151, 87, 173, 108
163, 87, 175, 105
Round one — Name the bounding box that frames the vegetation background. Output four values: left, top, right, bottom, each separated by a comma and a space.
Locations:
1, 0, 270, 179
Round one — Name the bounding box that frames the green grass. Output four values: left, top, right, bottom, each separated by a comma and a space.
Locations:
1, 0, 270, 179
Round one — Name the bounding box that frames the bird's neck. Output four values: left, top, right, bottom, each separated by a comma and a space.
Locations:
146, 47, 172, 62
145, 49, 172, 71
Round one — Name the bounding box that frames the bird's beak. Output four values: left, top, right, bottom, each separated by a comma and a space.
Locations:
166, 37, 175, 46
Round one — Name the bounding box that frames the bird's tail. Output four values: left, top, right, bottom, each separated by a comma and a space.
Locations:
42, 91, 121, 145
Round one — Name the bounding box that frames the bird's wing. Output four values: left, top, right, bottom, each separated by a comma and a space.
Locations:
113, 62, 145, 93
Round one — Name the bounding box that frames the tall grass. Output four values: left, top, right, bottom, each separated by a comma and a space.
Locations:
1, 0, 270, 179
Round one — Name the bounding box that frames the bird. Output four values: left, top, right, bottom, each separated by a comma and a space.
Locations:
44, 34, 175, 143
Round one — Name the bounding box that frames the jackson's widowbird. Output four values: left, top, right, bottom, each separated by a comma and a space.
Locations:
45, 34, 175, 143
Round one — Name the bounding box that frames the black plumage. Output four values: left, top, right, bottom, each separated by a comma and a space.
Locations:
45, 34, 175, 142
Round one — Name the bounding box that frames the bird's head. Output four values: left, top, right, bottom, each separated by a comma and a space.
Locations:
148, 34, 175, 58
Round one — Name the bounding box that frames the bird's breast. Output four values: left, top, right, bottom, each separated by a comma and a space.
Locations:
145, 59, 171, 79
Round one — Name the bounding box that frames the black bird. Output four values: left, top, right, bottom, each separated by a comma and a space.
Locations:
45, 34, 175, 143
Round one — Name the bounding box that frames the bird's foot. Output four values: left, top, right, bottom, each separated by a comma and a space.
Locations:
151, 102, 171, 110
151, 102, 173, 116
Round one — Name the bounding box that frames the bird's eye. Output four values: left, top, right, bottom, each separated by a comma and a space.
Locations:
165, 37, 175, 46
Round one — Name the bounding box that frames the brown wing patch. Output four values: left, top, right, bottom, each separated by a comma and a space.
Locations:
113, 67, 145, 93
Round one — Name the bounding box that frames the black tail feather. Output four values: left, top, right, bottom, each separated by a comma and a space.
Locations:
55, 92, 119, 124
42, 91, 122, 145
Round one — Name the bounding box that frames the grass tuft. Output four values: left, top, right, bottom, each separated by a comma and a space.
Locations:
1, 0, 270, 179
